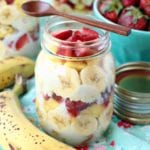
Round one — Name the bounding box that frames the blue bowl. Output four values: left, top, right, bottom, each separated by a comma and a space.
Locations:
93, 0, 150, 66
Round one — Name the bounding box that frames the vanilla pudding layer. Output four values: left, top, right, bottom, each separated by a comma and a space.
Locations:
35, 50, 115, 146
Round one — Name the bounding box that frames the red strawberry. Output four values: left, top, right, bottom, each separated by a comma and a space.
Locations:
56, 45, 75, 57
65, 99, 89, 117
69, 30, 82, 42
140, 0, 150, 16
147, 21, 150, 30
99, 0, 123, 22
16, 34, 29, 50
121, 0, 139, 7
5, 0, 14, 4
80, 28, 99, 41
118, 6, 147, 30
70, 28, 99, 42
53, 30, 73, 40
52, 93, 63, 103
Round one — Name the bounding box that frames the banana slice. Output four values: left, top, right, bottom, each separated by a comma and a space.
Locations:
80, 103, 105, 118
43, 98, 60, 113
53, 67, 81, 98
86, 57, 102, 66
69, 0, 79, 5
0, 5, 19, 25
71, 85, 100, 103
72, 114, 98, 136
81, 0, 93, 7
57, 4, 73, 13
0, 25, 15, 39
98, 102, 113, 131
80, 65, 107, 92
48, 110, 73, 132
75, 3, 85, 11
64, 61, 87, 72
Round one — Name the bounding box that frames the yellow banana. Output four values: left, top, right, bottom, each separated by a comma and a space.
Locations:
0, 56, 34, 90
0, 76, 75, 150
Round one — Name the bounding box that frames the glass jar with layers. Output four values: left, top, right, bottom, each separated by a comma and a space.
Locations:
0, 0, 40, 60
35, 16, 115, 146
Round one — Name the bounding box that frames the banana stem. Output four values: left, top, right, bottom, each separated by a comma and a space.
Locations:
12, 74, 27, 97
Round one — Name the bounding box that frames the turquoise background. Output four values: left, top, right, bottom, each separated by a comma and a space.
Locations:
1, 0, 150, 149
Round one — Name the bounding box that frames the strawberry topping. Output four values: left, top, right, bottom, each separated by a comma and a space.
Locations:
65, 99, 90, 117
16, 34, 29, 51
53, 30, 73, 40
121, 0, 139, 7
118, 6, 147, 30
52, 28, 99, 57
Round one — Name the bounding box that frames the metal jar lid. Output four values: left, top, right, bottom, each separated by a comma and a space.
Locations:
114, 62, 150, 124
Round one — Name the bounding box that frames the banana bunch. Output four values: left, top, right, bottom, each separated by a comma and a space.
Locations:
0, 56, 35, 90
0, 75, 75, 150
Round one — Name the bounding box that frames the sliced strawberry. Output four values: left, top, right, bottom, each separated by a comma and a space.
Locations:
53, 30, 73, 40
52, 93, 63, 103
16, 34, 29, 51
65, 99, 89, 117
5, 0, 14, 4
121, 0, 139, 7
69, 31, 82, 42
80, 28, 99, 41
75, 47, 98, 57
56, 46, 75, 57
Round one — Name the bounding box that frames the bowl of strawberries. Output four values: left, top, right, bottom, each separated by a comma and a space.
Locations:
93, 0, 150, 65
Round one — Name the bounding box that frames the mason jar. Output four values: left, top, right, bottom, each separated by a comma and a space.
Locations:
0, 0, 40, 60
35, 16, 115, 146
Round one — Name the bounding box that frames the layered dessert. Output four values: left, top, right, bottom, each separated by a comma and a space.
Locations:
35, 27, 115, 146
52, 0, 94, 14
0, 0, 40, 60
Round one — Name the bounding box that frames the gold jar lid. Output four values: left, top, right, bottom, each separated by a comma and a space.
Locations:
114, 62, 150, 124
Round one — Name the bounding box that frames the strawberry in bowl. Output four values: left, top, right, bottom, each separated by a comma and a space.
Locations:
93, 0, 150, 65
121, 0, 140, 7
118, 6, 147, 30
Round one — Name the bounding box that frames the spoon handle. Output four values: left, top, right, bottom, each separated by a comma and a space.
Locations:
57, 12, 131, 36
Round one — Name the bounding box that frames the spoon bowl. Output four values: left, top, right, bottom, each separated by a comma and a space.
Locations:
22, 1, 55, 17
22, 1, 131, 36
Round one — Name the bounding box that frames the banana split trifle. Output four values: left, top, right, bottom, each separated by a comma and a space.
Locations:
0, 0, 40, 60
35, 17, 115, 146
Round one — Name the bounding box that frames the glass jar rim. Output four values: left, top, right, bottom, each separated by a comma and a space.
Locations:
43, 16, 110, 45
42, 16, 111, 60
